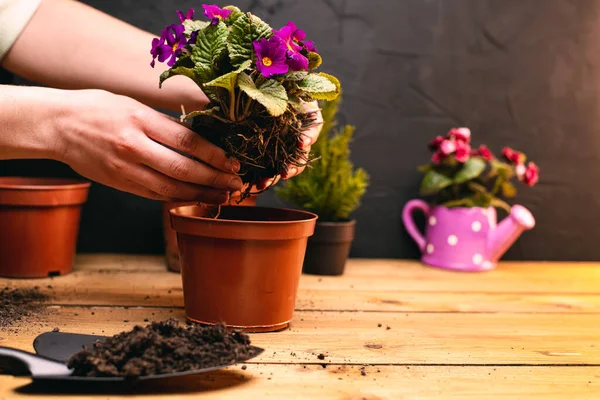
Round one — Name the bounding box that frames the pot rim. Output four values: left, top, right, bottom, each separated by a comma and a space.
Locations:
170, 205, 318, 225
0, 177, 91, 191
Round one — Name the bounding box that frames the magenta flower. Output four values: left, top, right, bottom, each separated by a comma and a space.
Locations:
523, 162, 539, 186
428, 135, 444, 151
303, 40, 317, 53
502, 147, 524, 164
454, 141, 471, 163
150, 24, 187, 67
253, 36, 289, 78
177, 8, 194, 23
202, 4, 232, 24
475, 144, 494, 161
273, 21, 310, 71
447, 127, 471, 143
439, 139, 456, 155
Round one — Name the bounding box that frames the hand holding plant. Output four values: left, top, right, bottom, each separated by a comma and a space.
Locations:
419, 128, 539, 212
150, 4, 340, 201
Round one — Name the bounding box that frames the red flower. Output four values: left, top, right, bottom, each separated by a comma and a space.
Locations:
502, 147, 524, 164
439, 139, 456, 155
428, 135, 444, 151
523, 162, 539, 186
477, 145, 494, 161
447, 127, 471, 143
431, 151, 442, 164
454, 141, 471, 163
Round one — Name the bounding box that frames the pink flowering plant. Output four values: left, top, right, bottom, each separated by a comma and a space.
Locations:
150, 4, 340, 200
418, 128, 539, 212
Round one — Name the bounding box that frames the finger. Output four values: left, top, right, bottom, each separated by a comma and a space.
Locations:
125, 164, 230, 204
138, 109, 239, 174
282, 145, 311, 179
257, 174, 281, 190
117, 181, 172, 201
138, 137, 244, 192
299, 110, 324, 149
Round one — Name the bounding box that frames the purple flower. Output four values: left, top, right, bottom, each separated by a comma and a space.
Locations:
253, 36, 289, 78
177, 8, 194, 23
202, 4, 232, 24
273, 21, 311, 71
303, 40, 317, 53
150, 24, 187, 68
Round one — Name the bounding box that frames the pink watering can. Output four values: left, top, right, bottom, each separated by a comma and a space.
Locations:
402, 200, 535, 272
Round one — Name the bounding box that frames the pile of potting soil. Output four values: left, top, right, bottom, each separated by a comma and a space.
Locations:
0, 286, 49, 327
68, 318, 255, 377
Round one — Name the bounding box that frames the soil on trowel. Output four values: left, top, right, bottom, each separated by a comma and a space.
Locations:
0, 286, 49, 328
68, 318, 255, 377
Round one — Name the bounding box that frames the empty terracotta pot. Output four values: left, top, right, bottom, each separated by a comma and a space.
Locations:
0, 177, 91, 278
302, 220, 356, 276
170, 205, 317, 332
162, 195, 257, 272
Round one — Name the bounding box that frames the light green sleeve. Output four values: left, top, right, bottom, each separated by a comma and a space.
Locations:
0, 0, 42, 61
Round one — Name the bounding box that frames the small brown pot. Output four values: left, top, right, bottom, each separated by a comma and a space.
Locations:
302, 220, 356, 276
0, 177, 91, 278
170, 205, 317, 332
162, 195, 257, 272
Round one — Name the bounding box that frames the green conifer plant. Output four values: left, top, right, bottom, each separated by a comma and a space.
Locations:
275, 95, 369, 222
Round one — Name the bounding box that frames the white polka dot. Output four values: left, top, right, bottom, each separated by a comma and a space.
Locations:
471, 221, 482, 232
426, 244, 434, 254
472, 254, 483, 265
447, 235, 458, 246
428, 216, 437, 226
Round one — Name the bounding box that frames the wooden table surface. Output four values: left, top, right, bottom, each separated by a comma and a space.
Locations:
1, 255, 599, 399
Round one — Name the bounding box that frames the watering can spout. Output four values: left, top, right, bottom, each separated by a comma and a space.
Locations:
487, 205, 535, 262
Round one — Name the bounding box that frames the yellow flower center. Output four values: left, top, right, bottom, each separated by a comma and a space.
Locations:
262, 57, 273, 67
172, 43, 179, 52
287, 42, 294, 51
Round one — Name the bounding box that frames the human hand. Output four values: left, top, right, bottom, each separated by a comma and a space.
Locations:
256, 102, 324, 190
55, 89, 243, 203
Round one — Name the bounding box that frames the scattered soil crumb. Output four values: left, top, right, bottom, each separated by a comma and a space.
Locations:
241, 365, 247, 370
321, 364, 327, 368
144, 318, 149, 322
91, 312, 95, 315
123, 320, 129, 323
386, 326, 391, 330
0, 286, 49, 328
52, 327, 60, 332
317, 353, 326, 360
360, 367, 367, 376
68, 318, 255, 378
377, 323, 382, 328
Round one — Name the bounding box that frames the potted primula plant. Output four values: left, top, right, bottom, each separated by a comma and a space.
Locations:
402, 127, 539, 272
276, 95, 369, 276
152, 4, 340, 332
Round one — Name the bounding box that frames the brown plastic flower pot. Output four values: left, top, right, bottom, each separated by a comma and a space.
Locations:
170, 205, 317, 332
0, 177, 91, 278
302, 220, 356, 276
162, 195, 257, 272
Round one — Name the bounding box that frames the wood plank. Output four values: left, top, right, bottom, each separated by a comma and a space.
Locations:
1, 364, 599, 399
66, 254, 600, 294
3, 270, 600, 313
2, 307, 599, 365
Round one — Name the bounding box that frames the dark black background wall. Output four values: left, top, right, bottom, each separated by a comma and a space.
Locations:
3, 0, 600, 261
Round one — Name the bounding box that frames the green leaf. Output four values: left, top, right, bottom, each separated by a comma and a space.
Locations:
183, 19, 209, 36
308, 52, 322, 70
203, 59, 252, 91
238, 72, 288, 116
419, 170, 453, 196
489, 197, 511, 213
284, 71, 309, 81
454, 157, 486, 184
467, 182, 488, 193
228, 12, 272, 68
442, 197, 476, 208
501, 181, 517, 198
180, 106, 220, 122
223, 6, 244, 26
190, 21, 229, 84
159, 66, 196, 88
417, 164, 432, 173
297, 72, 341, 101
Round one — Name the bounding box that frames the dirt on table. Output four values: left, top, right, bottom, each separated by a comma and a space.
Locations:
68, 318, 256, 378
0, 286, 49, 328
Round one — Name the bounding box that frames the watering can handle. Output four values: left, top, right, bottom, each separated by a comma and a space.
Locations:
402, 199, 430, 252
